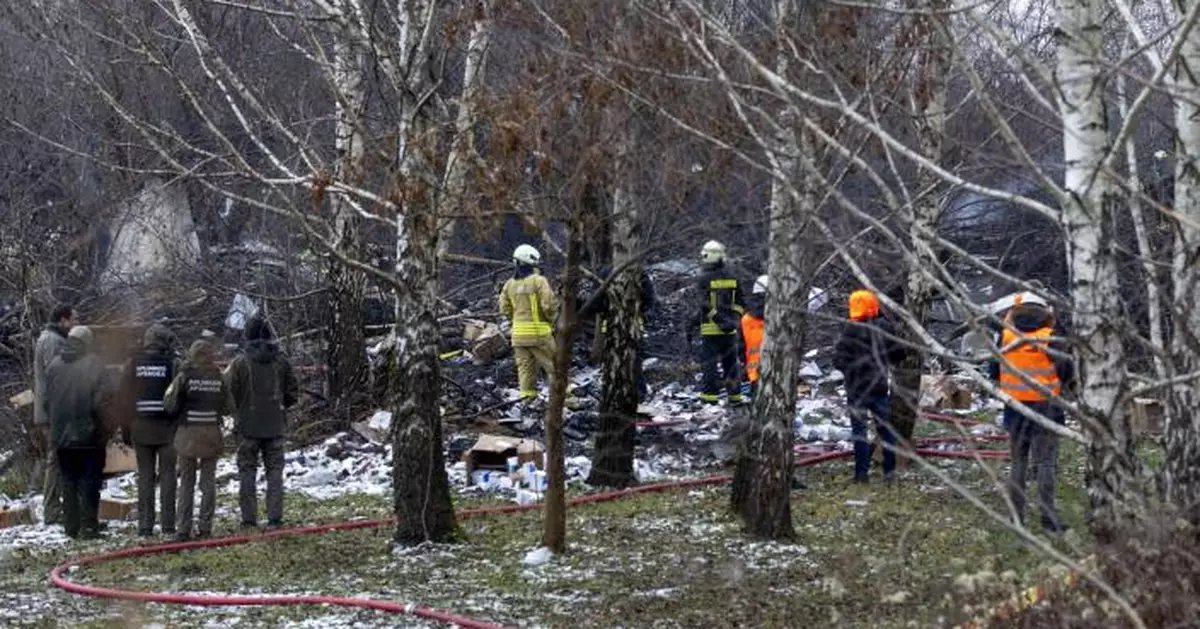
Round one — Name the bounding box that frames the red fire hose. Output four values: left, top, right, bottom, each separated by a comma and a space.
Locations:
50, 433, 1009, 628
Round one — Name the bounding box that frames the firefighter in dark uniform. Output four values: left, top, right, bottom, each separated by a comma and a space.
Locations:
691, 240, 746, 404
122, 322, 183, 537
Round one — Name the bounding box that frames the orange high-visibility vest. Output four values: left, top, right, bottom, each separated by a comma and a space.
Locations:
741, 313, 764, 383
999, 327, 1062, 402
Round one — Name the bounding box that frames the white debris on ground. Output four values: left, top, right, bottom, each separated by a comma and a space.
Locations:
2, 345, 997, 553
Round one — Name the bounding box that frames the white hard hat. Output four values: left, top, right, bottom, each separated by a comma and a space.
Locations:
700, 240, 726, 264
753, 275, 769, 294
513, 244, 541, 266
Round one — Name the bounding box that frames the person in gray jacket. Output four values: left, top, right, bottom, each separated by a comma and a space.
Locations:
226, 316, 298, 529
165, 338, 230, 541
43, 326, 115, 539
33, 303, 75, 525
122, 322, 183, 537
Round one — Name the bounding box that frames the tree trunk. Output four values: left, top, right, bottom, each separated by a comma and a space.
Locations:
326, 17, 368, 412
588, 120, 640, 489
733, 5, 808, 536
435, 0, 491, 262
391, 0, 457, 546
1056, 0, 1143, 541
733, 124, 810, 539
1117, 39, 1167, 382
890, 0, 952, 446
543, 220, 582, 553
1165, 0, 1200, 523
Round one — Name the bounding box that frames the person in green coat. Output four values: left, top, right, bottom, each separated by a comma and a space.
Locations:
43, 326, 115, 540
165, 338, 231, 541
225, 315, 298, 529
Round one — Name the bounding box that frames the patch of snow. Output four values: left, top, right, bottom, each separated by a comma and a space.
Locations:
522, 546, 554, 566
368, 410, 393, 432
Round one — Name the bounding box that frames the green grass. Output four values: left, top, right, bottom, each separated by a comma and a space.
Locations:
0, 416, 1107, 629
43, 445, 1091, 629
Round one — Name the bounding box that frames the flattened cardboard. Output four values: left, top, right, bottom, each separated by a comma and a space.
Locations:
103, 443, 137, 476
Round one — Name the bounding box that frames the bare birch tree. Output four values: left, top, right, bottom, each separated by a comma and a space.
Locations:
14, 0, 484, 543
326, 4, 368, 413
1165, 0, 1200, 523
890, 0, 953, 445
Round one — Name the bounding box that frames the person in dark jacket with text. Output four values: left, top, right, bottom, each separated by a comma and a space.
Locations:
833, 290, 904, 484
226, 316, 298, 529
165, 338, 231, 541
122, 322, 183, 537
43, 326, 114, 539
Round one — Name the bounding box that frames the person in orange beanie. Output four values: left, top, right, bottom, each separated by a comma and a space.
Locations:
832, 289, 904, 483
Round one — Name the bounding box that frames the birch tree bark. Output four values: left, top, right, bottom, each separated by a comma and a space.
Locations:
891, 0, 953, 446
1056, 0, 1142, 540
731, 0, 809, 539
1117, 38, 1167, 383
391, 0, 458, 545
326, 8, 368, 412
587, 110, 642, 489
1165, 0, 1200, 522
435, 0, 492, 262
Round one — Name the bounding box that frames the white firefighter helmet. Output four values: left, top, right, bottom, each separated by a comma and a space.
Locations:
513, 244, 541, 266
753, 275, 769, 294
700, 240, 726, 264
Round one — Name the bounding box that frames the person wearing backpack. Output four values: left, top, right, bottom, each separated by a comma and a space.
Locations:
690, 240, 747, 405
165, 338, 231, 541
226, 315, 298, 529
123, 321, 183, 537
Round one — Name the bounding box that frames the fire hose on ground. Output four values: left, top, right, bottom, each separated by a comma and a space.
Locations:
51, 417, 1018, 629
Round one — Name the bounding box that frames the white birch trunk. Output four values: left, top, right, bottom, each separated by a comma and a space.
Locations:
1056, 0, 1142, 539
892, 0, 953, 444
1166, 0, 1200, 520
436, 0, 492, 261
327, 12, 368, 405
588, 112, 642, 489
731, 0, 806, 539
391, 0, 458, 544
1116, 45, 1167, 382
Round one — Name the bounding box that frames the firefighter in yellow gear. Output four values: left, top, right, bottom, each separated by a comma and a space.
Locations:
499, 244, 558, 402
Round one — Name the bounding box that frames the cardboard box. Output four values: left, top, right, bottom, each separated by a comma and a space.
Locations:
103, 443, 138, 476
1131, 397, 1164, 436
0, 505, 32, 529
463, 434, 544, 484
471, 325, 510, 364
462, 319, 489, 343
920, 375, 975, 411
99, 498, 136, 521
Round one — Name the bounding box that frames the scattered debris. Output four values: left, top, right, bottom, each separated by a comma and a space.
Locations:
102, 444, 137, 476
920, 374, 976, 411
522, 546, 555, 567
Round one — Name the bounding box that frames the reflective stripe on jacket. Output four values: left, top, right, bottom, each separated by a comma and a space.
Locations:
741, 314, 764, 382
999, 327, 1062, 402
700, 278, 742, 336
499, 273, 557, 345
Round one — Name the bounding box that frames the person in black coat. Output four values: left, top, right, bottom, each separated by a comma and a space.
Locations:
832, 289, 904, 483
